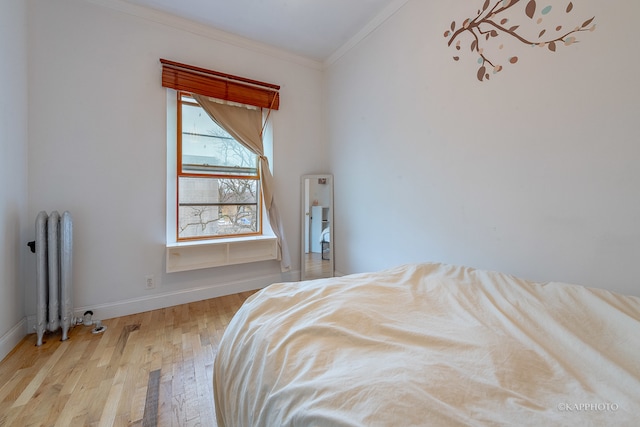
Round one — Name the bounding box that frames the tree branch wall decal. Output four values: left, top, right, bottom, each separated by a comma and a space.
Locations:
445, 1, 596, 81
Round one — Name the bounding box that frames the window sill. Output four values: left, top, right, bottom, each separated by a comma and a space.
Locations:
166, 235, 279, 273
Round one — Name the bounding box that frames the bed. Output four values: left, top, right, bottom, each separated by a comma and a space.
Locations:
320, 226, 330, 260
213, 263, 640, 426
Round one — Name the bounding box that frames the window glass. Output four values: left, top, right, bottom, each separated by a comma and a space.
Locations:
177, 93, 260, 240
180, 98, 257, 175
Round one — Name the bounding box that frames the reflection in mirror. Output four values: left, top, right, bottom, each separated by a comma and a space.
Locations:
301, 174, 334, 280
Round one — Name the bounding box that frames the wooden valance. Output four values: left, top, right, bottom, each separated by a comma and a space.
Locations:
160, 59, 280, 110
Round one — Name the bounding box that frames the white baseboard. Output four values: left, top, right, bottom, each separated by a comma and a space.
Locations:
26, 270, 300, 332
0, 318, 27, 362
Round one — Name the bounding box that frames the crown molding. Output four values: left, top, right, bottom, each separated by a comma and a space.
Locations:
83, 0, 324, 70
324, 0, 410, 68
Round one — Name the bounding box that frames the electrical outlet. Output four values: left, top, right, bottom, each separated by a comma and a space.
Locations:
145, 274, 155, 290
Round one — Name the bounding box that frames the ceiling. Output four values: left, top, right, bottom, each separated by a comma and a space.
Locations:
123, 0, 401, 62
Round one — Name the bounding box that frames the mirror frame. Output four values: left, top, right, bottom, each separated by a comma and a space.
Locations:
300, 174, 334, 280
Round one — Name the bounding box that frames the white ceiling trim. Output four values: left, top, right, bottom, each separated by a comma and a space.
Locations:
324, 0, 410, 67
85, 0, 324, 70
84, 0, 409, 71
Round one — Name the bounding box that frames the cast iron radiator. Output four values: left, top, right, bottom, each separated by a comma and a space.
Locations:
31, 211, 74, 346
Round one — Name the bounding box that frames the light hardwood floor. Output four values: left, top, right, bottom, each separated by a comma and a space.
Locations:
0, 290, 257, 427
304, 252, 332, 278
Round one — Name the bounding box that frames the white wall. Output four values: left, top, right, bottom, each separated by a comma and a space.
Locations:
0, 0, 29, 359
327, 0, 640, 296
25, 0, 327, 321
308, 179, 331, 209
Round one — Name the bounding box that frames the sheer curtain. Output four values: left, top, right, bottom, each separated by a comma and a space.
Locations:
192, 94, 291, 272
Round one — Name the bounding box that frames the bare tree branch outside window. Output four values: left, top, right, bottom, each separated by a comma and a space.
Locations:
178, 99, 260, 239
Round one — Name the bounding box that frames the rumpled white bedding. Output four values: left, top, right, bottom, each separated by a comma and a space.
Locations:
320, 226, 330, 242
214, 263, 640, 426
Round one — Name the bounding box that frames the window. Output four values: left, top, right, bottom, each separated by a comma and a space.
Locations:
177, 92, 261, 240
162, 59, 291, 271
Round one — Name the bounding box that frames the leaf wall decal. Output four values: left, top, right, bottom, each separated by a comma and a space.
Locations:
445, 0, 595, 81
525, 0, 537, 19
477, 66, 487, 81
582, 17, 595, 28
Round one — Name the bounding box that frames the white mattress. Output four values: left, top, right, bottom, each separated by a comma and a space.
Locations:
214, 263, 640, 426
320, 226, 330, 242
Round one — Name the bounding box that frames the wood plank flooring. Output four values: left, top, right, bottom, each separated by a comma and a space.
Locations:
0, 290, 257, 426
304, 252, 332, 279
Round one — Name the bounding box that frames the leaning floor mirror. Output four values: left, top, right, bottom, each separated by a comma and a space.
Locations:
301, 174, 334, 280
